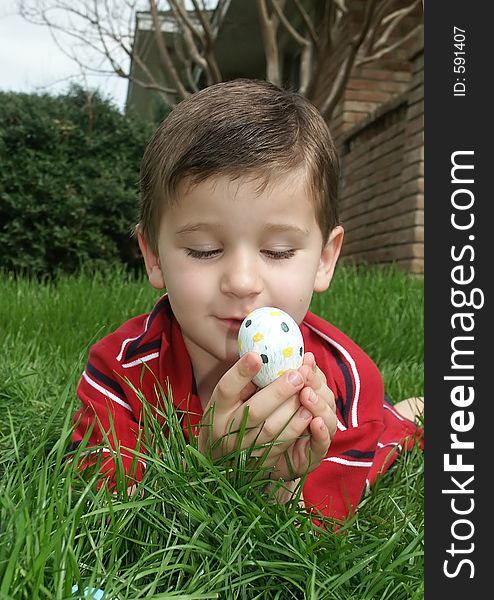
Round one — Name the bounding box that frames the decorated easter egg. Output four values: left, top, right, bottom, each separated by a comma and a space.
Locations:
237, 307, 304, 388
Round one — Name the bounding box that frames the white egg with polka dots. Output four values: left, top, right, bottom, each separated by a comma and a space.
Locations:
237, 307, 304, 388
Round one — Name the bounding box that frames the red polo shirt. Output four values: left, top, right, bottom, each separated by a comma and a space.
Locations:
72, 295, 423, 522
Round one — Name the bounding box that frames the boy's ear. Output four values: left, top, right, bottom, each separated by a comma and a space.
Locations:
313, 225, 344, 293
137, 230, 166, 290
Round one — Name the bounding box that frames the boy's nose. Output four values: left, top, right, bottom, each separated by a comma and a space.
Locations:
220, 251, 262, 298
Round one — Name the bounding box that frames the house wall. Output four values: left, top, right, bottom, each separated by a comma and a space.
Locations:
310, 0, 424, 273
337, 38, 424, 273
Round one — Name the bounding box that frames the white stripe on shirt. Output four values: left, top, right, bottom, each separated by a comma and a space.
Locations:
116, 312, 153, 361
377, 441, 403, 452
383, 402, 405, 421
323, 456, 373, 468
122, 352, 160, 369
82, 371, 132, 412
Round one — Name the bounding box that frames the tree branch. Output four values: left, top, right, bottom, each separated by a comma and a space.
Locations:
291, 0, 319, 50
370, 0, 421, 52
356, 23, 422, 67
256, 0, 281, 85
319, 0, 379, 119
149, 0, 188, 99
271, 0, 307, 47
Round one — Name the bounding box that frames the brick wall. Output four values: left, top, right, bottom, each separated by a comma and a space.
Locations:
336, 35, 424, 273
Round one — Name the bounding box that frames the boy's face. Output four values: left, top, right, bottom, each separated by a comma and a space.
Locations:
139, 170, 343, 373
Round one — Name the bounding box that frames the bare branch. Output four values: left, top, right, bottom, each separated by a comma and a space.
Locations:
169, 2, 208, 71
291, 0, 319, 50
189, 0, 214, 40
271, 0, 307, 47
167, 0, 221, 84
356, 23, 422, 67
172, 28, 200, 92
269, 0, 313, 93
149, 0, 188, 99
168, 0, 205, 47
16, 0, 422, 122
256, 0, 281, 85
319, 0, 379, 119
371, 0, 421, 52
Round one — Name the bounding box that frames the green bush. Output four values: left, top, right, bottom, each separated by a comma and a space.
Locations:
0, 87, 155, 276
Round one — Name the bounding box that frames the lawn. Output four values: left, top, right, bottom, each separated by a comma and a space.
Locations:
0, 265, 424, 599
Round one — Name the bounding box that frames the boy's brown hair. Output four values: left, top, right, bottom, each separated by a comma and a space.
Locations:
138, 78, 340, 253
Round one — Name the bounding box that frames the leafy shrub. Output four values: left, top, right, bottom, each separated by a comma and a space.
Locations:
0, 86, 156, 276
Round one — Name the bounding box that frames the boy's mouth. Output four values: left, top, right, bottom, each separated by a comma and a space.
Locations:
217, 317, 244, 332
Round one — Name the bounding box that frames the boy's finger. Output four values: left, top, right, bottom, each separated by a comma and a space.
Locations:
211, 352, 262, 410
299, 387, 337, 437
302, 352, 316, 372
299, 354, 327, 392
308, 416, 332, 464
243, 369, 306, 425
248, 399, 312, 458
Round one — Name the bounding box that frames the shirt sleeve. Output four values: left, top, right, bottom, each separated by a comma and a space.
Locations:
300, 318, 387, 523
367, 399, 424, 485
302, 419, 384, 522
301, 334, 423, 523
70, 340, 146, 488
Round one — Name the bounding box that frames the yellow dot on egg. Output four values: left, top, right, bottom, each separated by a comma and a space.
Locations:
253, 332, 264, 343
269, 310, 282, 316
277, 369, 288, 377
282, 346, 294, 358
238, 339, 243, 353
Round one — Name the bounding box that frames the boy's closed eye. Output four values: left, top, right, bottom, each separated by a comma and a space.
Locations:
261, 249, 296, 260
185, 248, 222, 259
184, 248, 297, 260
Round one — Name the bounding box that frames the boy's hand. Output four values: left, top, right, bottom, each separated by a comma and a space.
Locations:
198, 351, 337, 483
198, 351, 306, 459
268, 352, 337, 482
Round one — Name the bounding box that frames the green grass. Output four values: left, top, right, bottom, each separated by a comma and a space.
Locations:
0, 264, 424, 599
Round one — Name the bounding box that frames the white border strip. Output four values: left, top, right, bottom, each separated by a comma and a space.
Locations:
116, 312, 152, 361
122, 352, 159, 369
323, 456, 373, 468
383, 402, 405, 421
82, 371, 132, 412
377, 441, 403, 452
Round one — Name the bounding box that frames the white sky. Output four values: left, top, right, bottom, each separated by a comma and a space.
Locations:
0, 0, 128, 110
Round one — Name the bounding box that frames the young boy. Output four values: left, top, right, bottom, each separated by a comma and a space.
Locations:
71, 79, 423, 522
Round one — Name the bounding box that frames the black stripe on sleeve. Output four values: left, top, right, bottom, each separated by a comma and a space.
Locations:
86, 362, 126, 398
124, 339, 161, 362
342, 449, 376, 459
66, 441, 81, 453
330, 346, 354, 427
384, 394, 394, 406
335, 395, 345, 422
